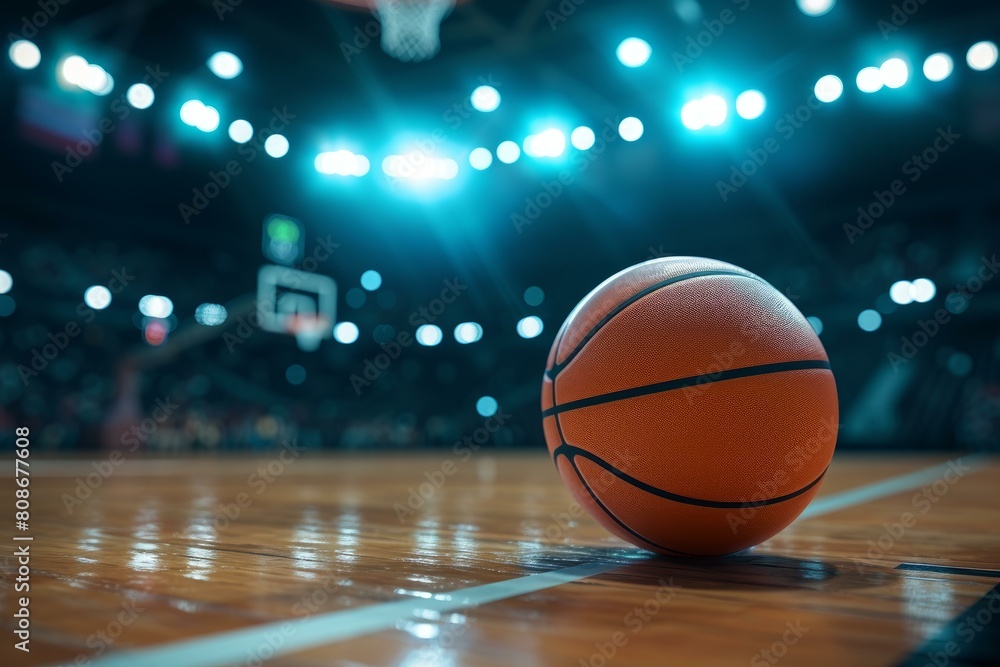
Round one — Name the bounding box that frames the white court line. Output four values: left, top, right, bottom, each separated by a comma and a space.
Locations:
77, 562, 620, 667
800, 454, 989, 519
51, 454, 993, 667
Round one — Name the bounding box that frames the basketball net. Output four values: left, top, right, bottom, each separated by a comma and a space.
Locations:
373, 0, 455, 61
285, 314, 331, 352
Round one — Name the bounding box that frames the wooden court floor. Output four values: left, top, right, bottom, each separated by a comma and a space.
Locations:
3, 452, 999, 667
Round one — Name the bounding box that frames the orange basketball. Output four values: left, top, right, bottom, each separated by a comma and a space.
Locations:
542, 257, 838, 556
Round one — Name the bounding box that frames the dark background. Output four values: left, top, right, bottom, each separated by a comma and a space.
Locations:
1, 0, 999, 452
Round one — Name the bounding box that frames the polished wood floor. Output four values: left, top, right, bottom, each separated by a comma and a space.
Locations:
2, 452, 999, 667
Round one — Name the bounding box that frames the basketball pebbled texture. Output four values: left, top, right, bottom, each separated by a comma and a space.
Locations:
541, 257, 838, 556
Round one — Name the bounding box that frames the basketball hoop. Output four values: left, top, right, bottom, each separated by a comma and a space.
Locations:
284, 314, 332, 352
324, 0, 463, 62
374, 0, 455, 61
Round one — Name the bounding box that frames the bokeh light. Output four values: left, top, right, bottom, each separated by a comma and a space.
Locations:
84, 286, 112, 310
476, 396, 499, 418
616, 37, 652, 68
735, 90, 766, 120
471, 85, 501, 112
416, 324, 443, 346
516, 315, 544, 339
207, 51, 243, 79
334, 321, 360, 344
9, 40, 41, 70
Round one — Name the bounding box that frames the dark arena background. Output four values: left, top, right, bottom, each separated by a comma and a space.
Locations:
1, 0, 1000, 665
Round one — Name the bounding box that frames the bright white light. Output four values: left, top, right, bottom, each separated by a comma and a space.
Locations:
415, 324, 443, 346
910, 278, 936, 303
354, 154, 371, 177
316, 150, 367, 176
194, 303, 227, 325
382, 153, 457, 180
207, 51, 243, 79
735, 90, 766, 120
333, 321, 360, 344
497, 140, 520, 164
618, 116, 644, 141
437, 158, 459, 180
84, 286, 112, 310
265, 134, 289, 158
80, 64, 110, 93
361, 270, 382, 291
0, 270, 12, 294
126, 83, 154, 109
227, 120, 252, 143
9, 40, 41, 70
967, 41, 998, 71
616, 37, 652, 68
476, 396, 499, 418
196, 105, 220, 132
571, 126, 595, 150
889, 280, 914, 305
471, 85, 501, 112
516, 315, 544, 339
806, 316, 823, 336
454, 322, 483, 344
526, 128, 566, 158
858, 309, 882, 332
138, 295, 173, 319
923, 53, 953, 82
857, 66, 884, 93
469, 147, 493, 170
814, 74, 844, 103
94, 73, 115, 96
797, 0, 835, 17
701, 95, 728, 126
681, 99, 705, 130
180, 100, 205, 126
880, 58, 909, 88
60, 55, 89, 86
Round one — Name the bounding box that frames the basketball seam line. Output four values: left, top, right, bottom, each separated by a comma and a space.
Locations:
546, 269, 766, 381
557, 451, 695, 556
541, 359, 832, 417
553, 443, 829, 509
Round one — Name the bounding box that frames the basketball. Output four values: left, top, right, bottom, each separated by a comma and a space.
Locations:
542, 257, 839, 556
